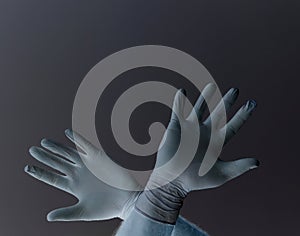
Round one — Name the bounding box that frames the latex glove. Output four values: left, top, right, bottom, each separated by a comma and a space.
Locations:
25, 132, 209, 236
135, 84, 259, 224
24, 129, 140, 221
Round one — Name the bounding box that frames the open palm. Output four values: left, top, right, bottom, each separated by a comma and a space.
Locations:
25, 130, 140, 221
153, 83, 259, 193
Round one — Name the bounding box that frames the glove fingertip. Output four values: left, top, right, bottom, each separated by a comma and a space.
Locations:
46, 213, 54, 222
28, 146, 36, 155
179, 88, 186, 96
249, 159, 260, 169
24, 165, 30, 173
47, 211, 60, 222
235, 158, 260, 175
40, 138, 49, 146
65, 129, 73, 138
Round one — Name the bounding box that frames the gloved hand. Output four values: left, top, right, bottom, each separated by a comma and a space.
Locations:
135, 83, 259, 224
25, 131, 209, 236
25, 129, 141, 221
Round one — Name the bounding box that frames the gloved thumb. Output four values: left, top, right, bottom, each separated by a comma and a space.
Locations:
220, 157, 260, 182
47, 204, 83, 222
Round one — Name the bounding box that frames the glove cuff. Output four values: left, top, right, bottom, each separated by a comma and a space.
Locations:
135, 180, 187, 224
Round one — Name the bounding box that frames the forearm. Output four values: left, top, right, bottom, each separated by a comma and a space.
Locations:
115, 208, 174, 236
172, 216, 209, 236
116, 209, 208, 236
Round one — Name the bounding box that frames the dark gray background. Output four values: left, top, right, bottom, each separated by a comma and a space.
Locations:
1, 0, 299, 235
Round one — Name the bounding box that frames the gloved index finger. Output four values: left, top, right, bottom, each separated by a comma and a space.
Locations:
170, 89, 186, 123
65, 129, 96, 154
41, 138, 83, 165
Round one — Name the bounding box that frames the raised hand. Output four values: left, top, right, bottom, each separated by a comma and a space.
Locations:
136, 83, 259, 224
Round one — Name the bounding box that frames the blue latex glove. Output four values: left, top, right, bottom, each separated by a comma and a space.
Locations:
25, 131, 209, 235
25, 130, 140, 221
135, 84, 259, 224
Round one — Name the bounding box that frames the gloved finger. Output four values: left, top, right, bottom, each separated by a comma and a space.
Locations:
29, 146, 75, 175
218, 157, 259, 183
65, 129, 96, 154
47, 203, 82, 221
187, 83, 216, 122
41, 138, 83, 165
24, 165, 71, 194
222, 100, 257, 144
204, 88, 239, 127
170, 89, 186, 123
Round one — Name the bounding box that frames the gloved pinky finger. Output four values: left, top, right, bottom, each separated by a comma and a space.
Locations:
24, 165, 71, 194
47, 203, 83, 221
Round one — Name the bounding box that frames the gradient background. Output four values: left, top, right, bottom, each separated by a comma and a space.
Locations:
1, 0, 299, 235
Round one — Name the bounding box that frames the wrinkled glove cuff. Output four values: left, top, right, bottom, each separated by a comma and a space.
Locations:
135, 181, 188, 225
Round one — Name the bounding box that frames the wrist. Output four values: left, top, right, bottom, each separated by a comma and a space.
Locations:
135, 180, 187, 224
120, 191, 142, 220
